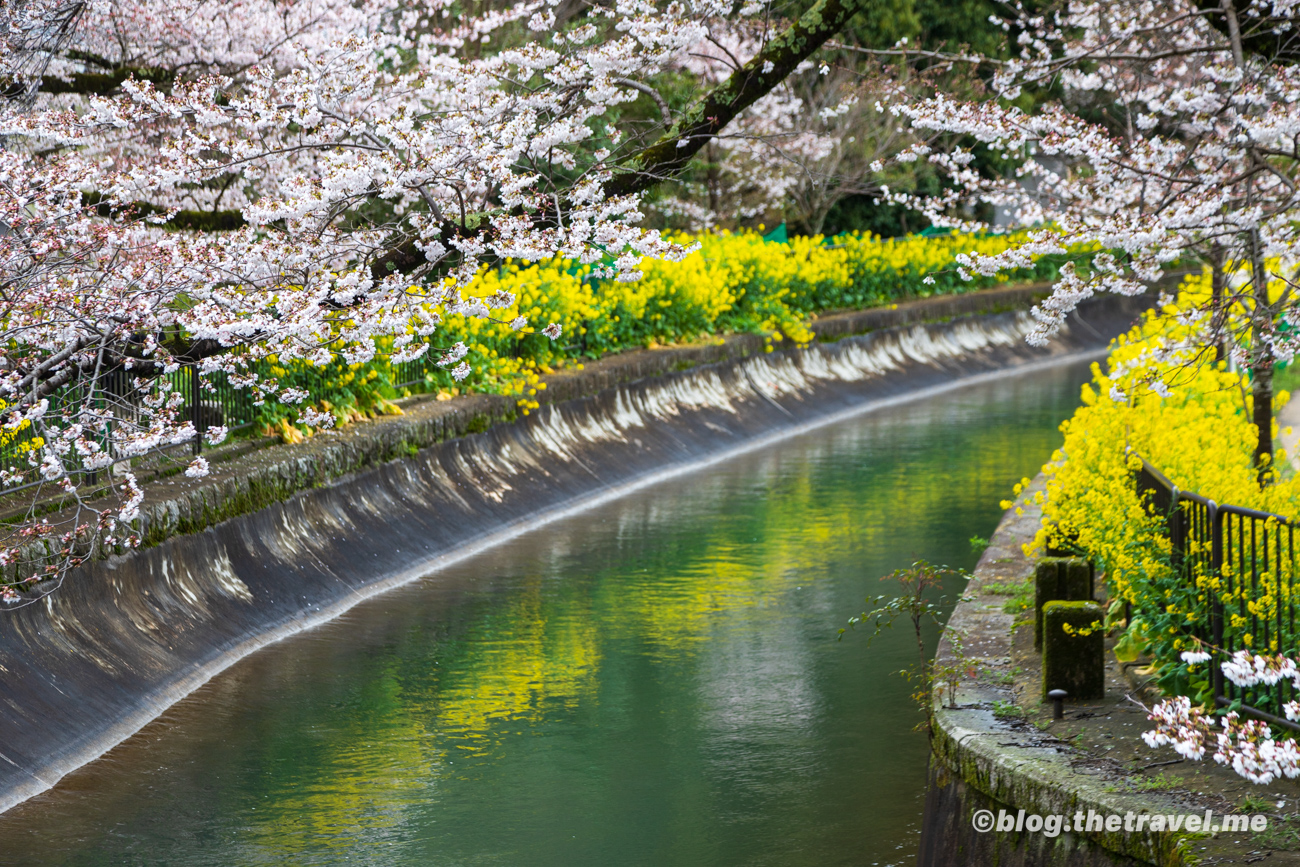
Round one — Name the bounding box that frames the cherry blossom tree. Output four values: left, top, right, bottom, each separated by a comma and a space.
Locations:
0, 0, 876, 604
648, 25, 916, 233
879, 0, 1300, 473
868, 0, 1300, 782
647, 21, 991, 235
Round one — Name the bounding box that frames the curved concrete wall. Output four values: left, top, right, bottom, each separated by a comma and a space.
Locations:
0, 296, 1147, 815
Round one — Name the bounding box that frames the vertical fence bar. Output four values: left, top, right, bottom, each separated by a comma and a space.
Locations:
84, 381, 98, 487
1266, 519, 1273, 655
1212, 502, 1225, 703
1289, 526, 1297, 713
1282, 521, 1288, 716
1236, 515, 1244, 704
189, 364, 202, 456
1170, 489, 1183, 576
1278, 520, 1286, 715
1252, 518, 1260, 660
1284, 525, 1294, 655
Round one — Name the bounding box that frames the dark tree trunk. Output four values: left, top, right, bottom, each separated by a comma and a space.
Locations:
1253, 356, 1274, 479
705, 142, 720, 216
1210, 246, 1227, 364
1249, 229, 1275, 483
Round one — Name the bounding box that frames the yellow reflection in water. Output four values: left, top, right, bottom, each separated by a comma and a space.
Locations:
233, 406, 1042, 857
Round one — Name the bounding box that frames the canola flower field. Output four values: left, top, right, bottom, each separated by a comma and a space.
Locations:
261, 228, 1068, 436
1027, 269, 1300, 699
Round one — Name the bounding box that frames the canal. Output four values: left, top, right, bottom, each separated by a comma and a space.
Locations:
0, 358, 1093, 866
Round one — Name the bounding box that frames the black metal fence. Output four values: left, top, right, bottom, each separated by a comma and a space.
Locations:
0, 350, 455, 496
1136, 456, 1300, 730
392, 357, 439, 392
0, 366, 259, 495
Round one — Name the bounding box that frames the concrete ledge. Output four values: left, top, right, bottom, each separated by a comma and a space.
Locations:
5, 284, 1061, 565
921, 476, 1280, 866
921, 484, 1190, 867
807, 283, 1053, 341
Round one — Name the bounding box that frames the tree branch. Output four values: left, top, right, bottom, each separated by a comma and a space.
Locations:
605, 0, 867, 199
82, 192, 246, 231
614, 78, 672, 129
34, 66, 174, 96
369, 0, 870, 282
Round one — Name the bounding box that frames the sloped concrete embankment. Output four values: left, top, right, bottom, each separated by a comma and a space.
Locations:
0, 294, 1145, 816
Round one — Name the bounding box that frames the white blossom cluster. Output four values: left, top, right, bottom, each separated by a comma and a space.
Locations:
1144, 651, 1300, 784
888, 0, 1300, 350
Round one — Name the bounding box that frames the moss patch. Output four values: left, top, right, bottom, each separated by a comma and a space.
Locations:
1042, 600, 1105, 700
1034, 556, 1094, 649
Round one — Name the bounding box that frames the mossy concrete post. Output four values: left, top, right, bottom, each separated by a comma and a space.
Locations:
1034, 556, 1094, 649
1042, 600, 1105, 700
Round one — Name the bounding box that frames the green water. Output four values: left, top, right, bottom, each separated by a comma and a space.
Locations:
0, 360, 1091, 866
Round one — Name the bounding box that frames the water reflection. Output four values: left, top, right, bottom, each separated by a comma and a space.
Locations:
0, 359, 1092, 867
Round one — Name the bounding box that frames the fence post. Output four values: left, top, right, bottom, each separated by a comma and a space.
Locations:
190, 364, 203, 456
1211, 502, 1224, 703
1169, 488, 1183, 575
85, 381, 98, 487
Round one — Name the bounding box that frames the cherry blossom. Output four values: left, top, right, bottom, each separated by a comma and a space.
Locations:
0, 0, 870, 603
1144, 651, 1300, 784
885, 0, 1300, 465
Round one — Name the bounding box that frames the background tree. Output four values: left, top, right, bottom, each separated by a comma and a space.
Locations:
877, 0, 1300, 476
643, 0, 1009, 236
645, 25, 919, 234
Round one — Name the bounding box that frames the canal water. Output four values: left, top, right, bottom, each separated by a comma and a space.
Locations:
0, 358, 1093, 866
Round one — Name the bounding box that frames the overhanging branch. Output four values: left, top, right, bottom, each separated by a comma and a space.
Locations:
370, 0, 870, 282
34, 66, 173, 96
607, 0, 869, 197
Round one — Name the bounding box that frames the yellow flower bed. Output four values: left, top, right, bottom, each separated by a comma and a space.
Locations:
264, 228, 1068, 431
1031, 269, 1300, 696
